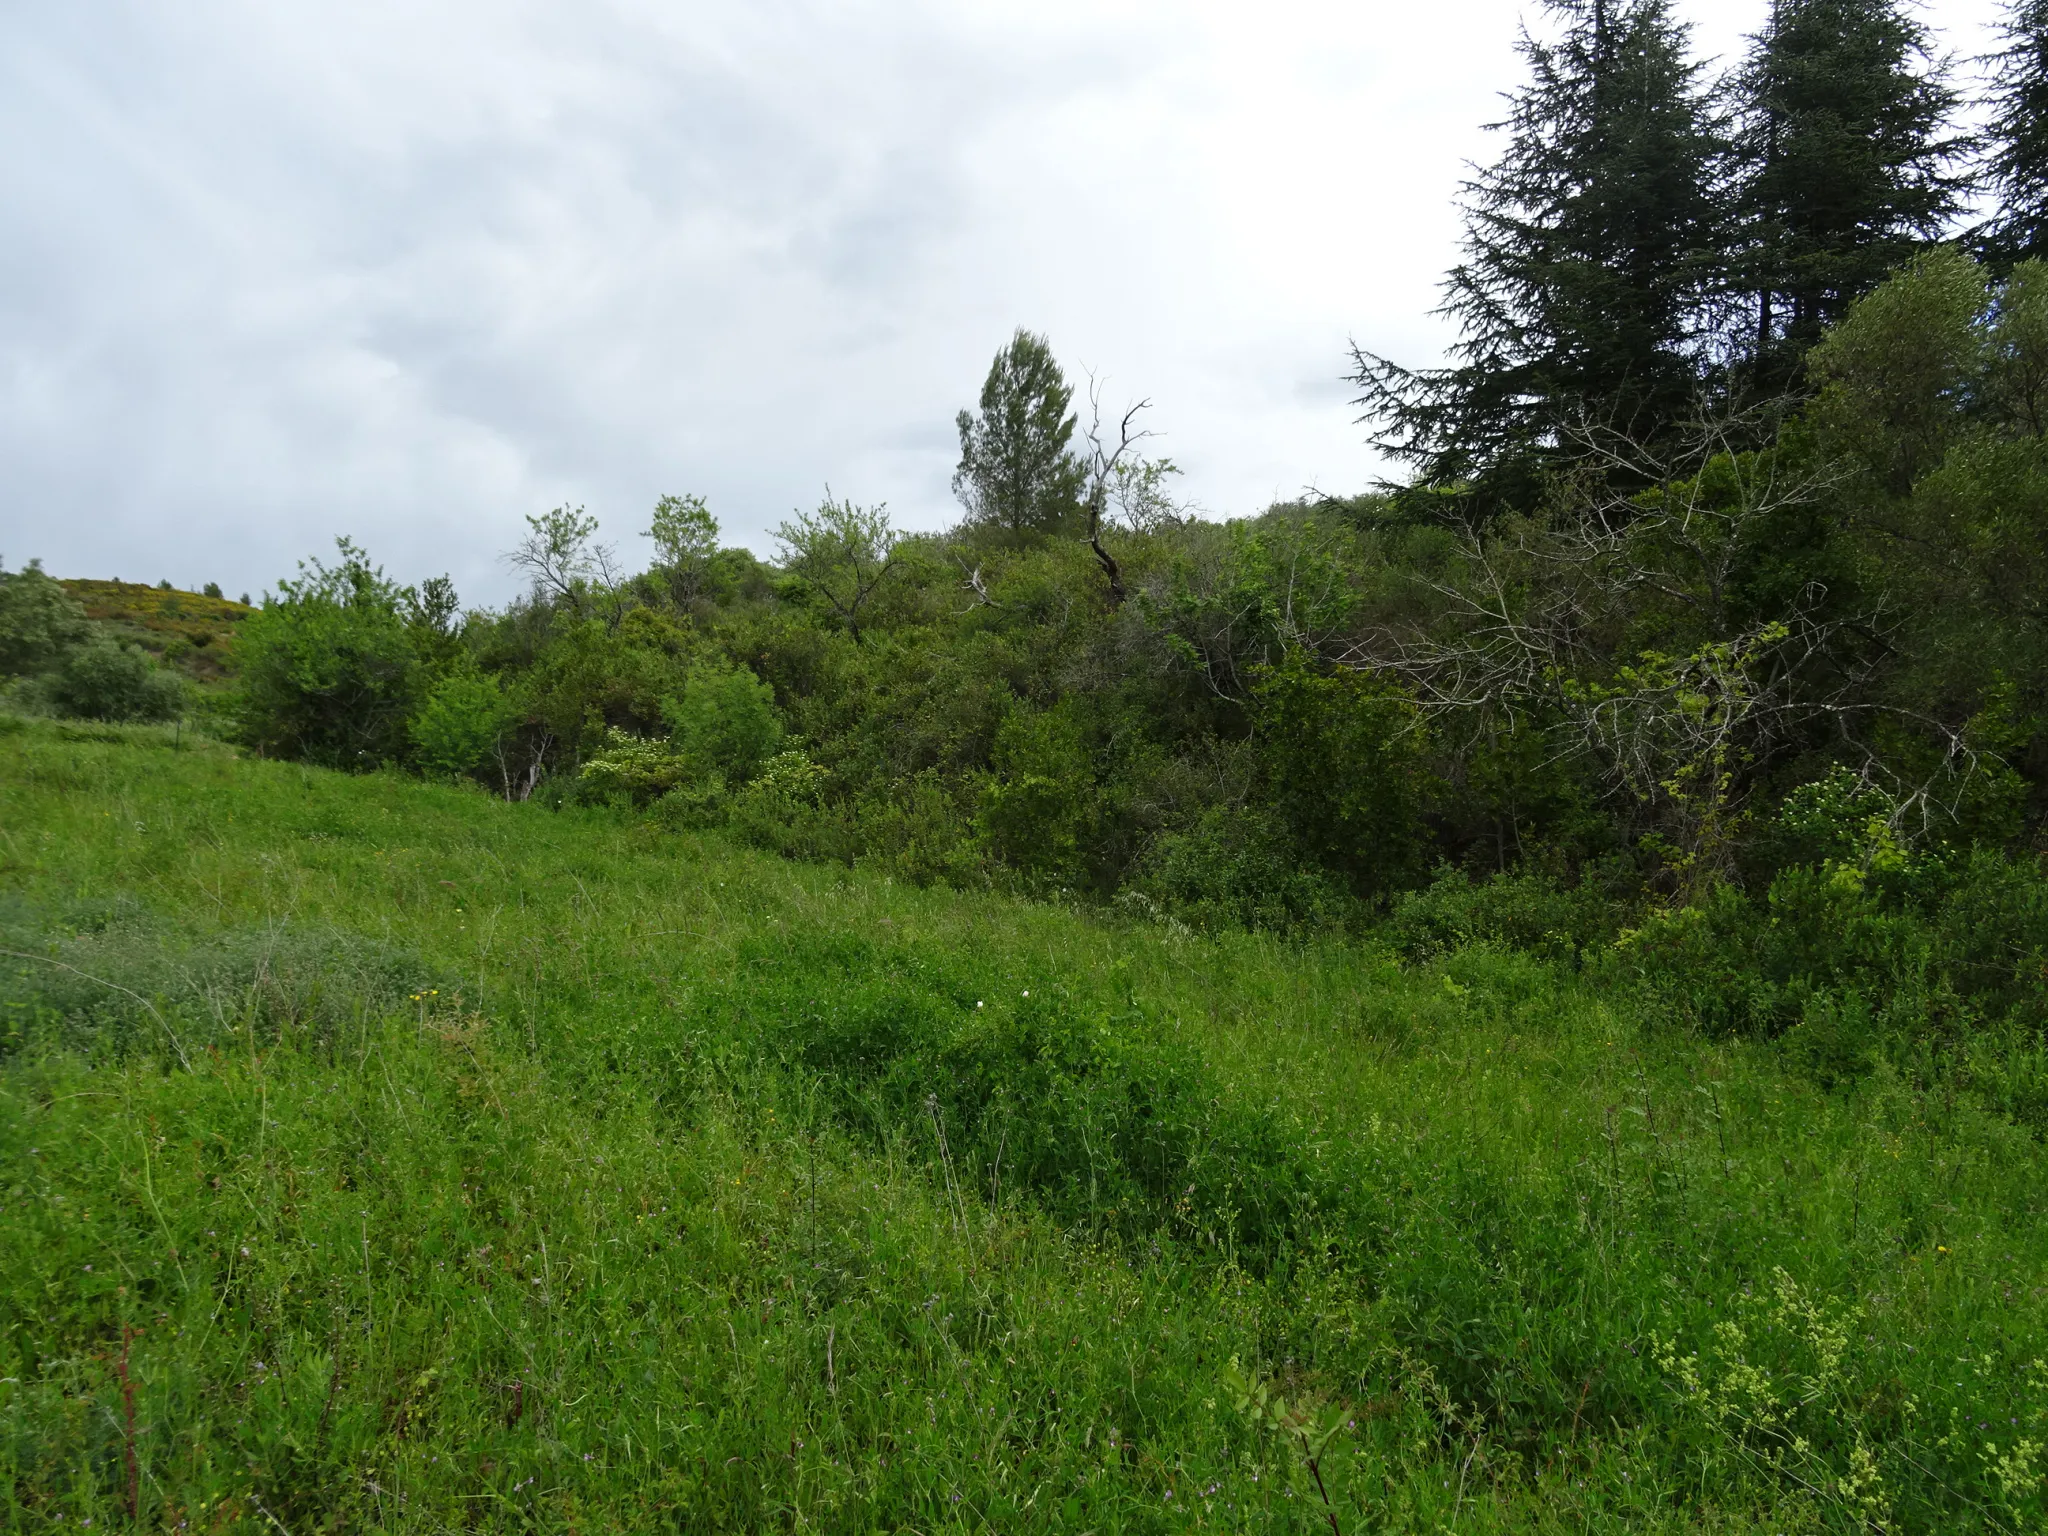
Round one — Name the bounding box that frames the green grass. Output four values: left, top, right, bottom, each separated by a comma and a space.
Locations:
1, 718, 2044, 1532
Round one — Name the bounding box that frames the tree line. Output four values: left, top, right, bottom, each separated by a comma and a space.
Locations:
3, 0, 2046, 1086
1356, 0, 2046, 514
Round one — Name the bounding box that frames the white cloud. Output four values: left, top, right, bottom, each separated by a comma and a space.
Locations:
0, 0, 2006, 602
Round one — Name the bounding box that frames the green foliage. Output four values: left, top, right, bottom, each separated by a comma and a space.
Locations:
0, 567, 190, 722
1761, 764, 1912, 872
646, 492, 719, 602
44, 638, 186, 724
504, 504, 607, 615
1800, 253, 2048, 840
663, 658, 783, 784
1983, 0, 2048, 268
748, 746, 829, 802
953, 328, 1086, 538
1351, 0, 1726, 498
1611, 846, 2048, 1101
977, 705, 1095, 888
0, 560, 91, 677
772, 494, 900, 644
2, 723, 2045, 1531
726, 749, 833, 854
576, 727, 696, 807
402, 573, 464, 670
1223, 1356, 1354, 1527
230, 539, 419, 768
1388, 865, 1625, 965
1132, 805, 1353, 933
1807, 245, 1990, 492
1735, 0, 1962, 360
408, 664, 519, 783
1254, 649, 1424, 901
518, 606, 691, 760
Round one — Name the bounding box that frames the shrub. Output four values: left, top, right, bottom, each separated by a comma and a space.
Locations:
1607, 848, 2048, 1095
663, 659, 783, 783
848, 772, 987, 887
518, 609, 691, 758
727, 750, 838, 856
409, 665, 520, 783
648, 773, 731, 830
1254, 649, 1425, 902
703, 933, 1329, 1264
45, 638, 185, 723
1608, 874, 1922, 1043
230, 540, 418, 767
976, 706, 1094, 888
1756, 765, 1912, 874
578, 728, 695, 807
1133, 805, 1352, 933
0, 560, 91, 676
1386, 866, 1625, 965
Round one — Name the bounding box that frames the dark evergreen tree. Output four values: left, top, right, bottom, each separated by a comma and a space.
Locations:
1981, 0, 2048, 268
953, 330, 1085, 539
1733, 0, 1962, 370
1350, 0, 1726, 507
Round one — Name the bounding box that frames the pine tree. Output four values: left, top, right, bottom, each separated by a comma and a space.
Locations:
953, 330, 1085, 538
1981, 0, 2048, 269
1351, 0, 1725, 505
1734, 0, 1961, 370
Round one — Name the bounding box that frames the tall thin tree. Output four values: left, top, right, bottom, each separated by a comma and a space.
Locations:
1980, 0, 2048, 269
953, 330, 1086, 539
1733, 0, 1962, 374
1351, 0, 1726, 511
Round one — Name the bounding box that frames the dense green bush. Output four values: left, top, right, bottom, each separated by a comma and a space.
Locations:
1252, 649, 1425, 902
1131, 805, 1352, 932
512, 611, 688, 759
43, 637, 185, 722
231, 540, 419, 767
1387, 865, 1625, 964
0, 561, 91, 676
663, 657, 783, 783
844, 771, 988, 886
409, 664, 520, 783
725, 749, 838, 856
1610, 850, 2048, 1096
975, 704, 1096, 889
578, 728, 696, 807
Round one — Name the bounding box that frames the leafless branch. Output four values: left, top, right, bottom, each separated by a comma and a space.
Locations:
1079, 375, 1157, 607
951, 551, 999, 614
1339, 401, 1974, 887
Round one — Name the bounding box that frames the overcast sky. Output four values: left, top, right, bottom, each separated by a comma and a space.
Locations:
0, 0, 2006, 604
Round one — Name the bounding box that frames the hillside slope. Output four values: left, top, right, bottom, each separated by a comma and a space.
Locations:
58, 579, 252, 684
0, 719, 2042, 1532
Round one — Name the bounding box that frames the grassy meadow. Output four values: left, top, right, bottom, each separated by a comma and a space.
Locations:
1, 717, 2044, 1532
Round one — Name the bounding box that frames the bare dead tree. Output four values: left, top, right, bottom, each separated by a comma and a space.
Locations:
1079, 377, 1156, 607
951, 550, 1000, 614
